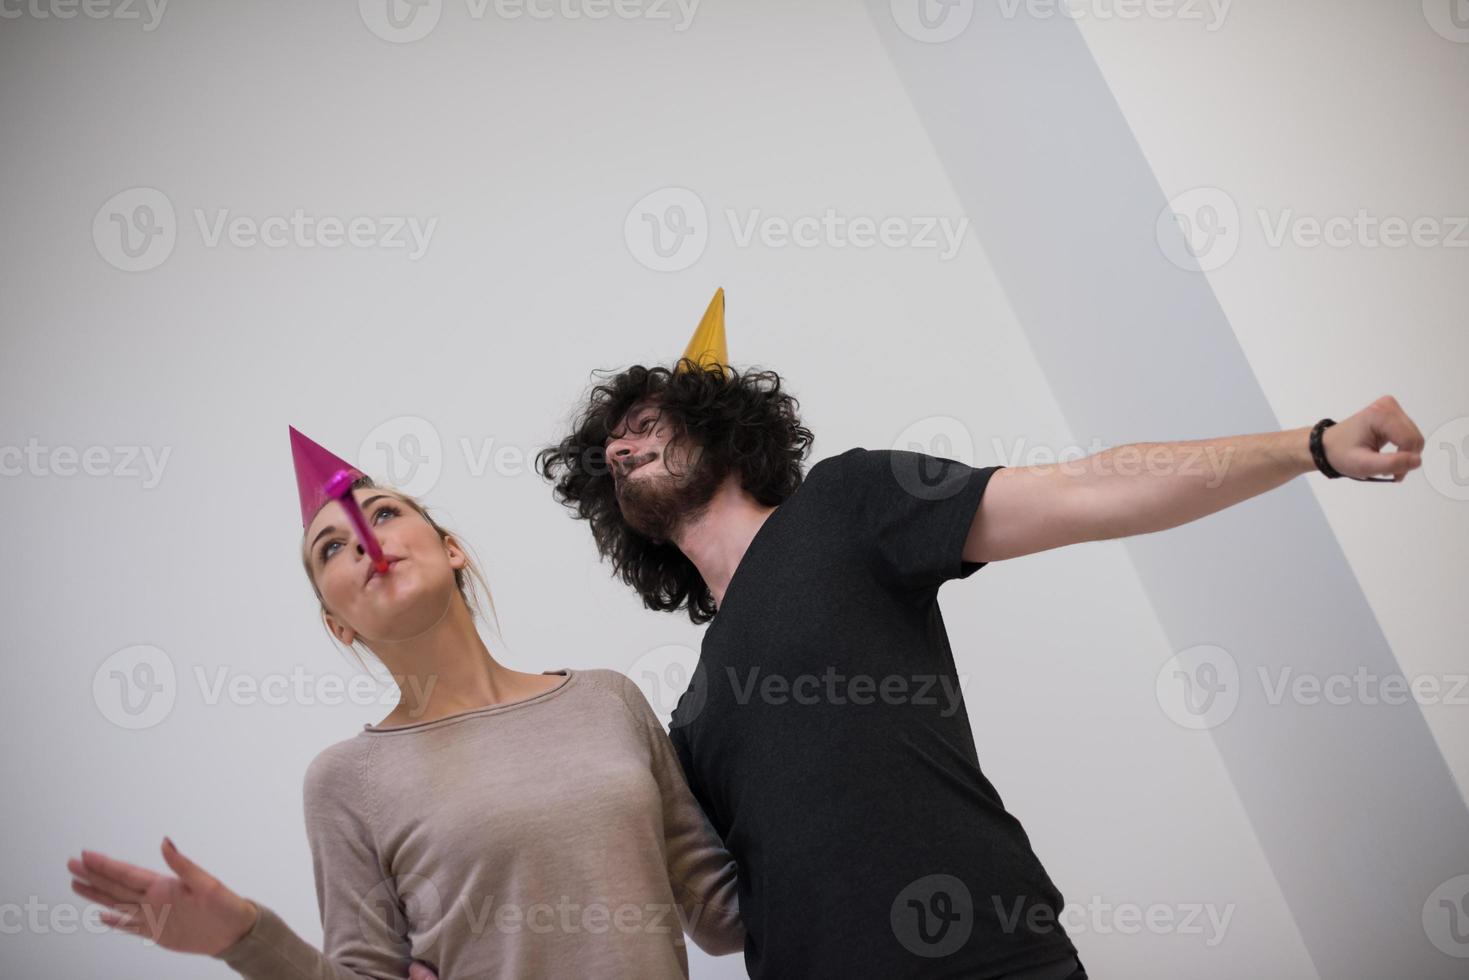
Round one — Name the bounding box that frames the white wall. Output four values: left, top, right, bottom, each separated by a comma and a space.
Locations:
0, 2, 1461, 977
1073, 0, 1469, 816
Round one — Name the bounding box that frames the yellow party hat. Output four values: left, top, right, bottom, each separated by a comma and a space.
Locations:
676, 287, 728, 374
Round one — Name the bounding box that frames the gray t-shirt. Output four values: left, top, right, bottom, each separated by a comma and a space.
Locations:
214, 667, 743, 979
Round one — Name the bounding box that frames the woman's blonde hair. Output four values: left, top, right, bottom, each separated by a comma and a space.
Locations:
299, 475, 499, 672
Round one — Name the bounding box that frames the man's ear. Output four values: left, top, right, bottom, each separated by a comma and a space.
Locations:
323, 609, 357, 647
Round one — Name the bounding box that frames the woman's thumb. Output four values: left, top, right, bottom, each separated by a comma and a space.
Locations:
161, 836, 207, 888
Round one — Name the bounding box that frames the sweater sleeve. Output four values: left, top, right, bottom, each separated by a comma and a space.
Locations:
212, 741, 417, 979
613, 672, 746, 956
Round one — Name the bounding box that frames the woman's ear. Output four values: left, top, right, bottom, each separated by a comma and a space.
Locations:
444, 536, 466, 571
323, 609, 357, 647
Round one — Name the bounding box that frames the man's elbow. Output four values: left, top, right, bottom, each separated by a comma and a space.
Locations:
680, 896, 745, 957
690, 918, 746, 957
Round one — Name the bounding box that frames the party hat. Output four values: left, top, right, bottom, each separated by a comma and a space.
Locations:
676, 287, 728, 374
289, 425, 365, 528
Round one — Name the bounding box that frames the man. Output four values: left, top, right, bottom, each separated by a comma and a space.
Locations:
532, 289, 1424, 979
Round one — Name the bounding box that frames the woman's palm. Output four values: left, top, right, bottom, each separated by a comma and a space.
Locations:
67, 838, 256, 956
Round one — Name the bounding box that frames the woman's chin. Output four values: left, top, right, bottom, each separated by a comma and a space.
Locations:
358, 586, 455, 640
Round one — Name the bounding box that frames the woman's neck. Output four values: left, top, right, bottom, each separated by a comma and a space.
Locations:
369, 594, 547, 726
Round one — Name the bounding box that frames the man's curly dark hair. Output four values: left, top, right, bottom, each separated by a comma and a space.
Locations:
536, 359, 814, 624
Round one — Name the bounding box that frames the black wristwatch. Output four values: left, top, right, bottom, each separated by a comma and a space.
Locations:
1310, 418, 1394, 482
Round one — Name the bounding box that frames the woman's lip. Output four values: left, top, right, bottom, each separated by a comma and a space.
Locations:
364, 557, 403, 586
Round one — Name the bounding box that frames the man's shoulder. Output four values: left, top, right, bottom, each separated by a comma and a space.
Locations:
806, 446, 992, 517
789, 449, 876, 518
805, 447, 871, 485
815, 447, 870, 468
804, 447, 900, 498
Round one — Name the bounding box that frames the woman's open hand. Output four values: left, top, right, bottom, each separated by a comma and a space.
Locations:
66, 837, 258, 956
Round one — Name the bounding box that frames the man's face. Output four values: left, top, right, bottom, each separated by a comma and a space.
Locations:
604, 398, 725, 542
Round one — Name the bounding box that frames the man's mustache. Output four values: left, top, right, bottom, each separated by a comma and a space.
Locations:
612, 452, 658, 479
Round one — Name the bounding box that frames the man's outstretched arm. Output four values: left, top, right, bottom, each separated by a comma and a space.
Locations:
963, 394, 1425, 564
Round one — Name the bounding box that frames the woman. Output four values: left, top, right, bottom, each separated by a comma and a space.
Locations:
64, 428, 743, 978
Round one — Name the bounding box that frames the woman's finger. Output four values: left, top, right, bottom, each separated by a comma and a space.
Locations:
66, 857, 99, 889
99, 909, 148, 937
80, 850, 158, 895
69, 861, 145, 905
71, 878, 140, 911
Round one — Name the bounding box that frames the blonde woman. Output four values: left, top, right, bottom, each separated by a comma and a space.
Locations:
65, 429, 742, 978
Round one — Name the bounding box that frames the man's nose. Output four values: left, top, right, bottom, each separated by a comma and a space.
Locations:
606, 440, 634, 463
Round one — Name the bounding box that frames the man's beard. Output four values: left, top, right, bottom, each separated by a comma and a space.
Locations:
615, 452, 727, 544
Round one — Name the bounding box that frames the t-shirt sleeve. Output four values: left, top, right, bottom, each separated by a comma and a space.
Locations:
613, 672, 745, 957
830, 447, 1005, 594
213, 743, 416, 980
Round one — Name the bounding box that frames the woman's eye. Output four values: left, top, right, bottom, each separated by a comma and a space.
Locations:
319, 505, 398, 563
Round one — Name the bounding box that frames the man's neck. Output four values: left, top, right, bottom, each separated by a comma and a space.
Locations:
671, 479, 780, 610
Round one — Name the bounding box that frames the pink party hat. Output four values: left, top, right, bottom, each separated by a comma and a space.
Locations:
289, 425, 365, 528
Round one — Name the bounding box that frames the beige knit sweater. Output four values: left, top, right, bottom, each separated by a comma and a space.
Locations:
213, 668, 743, 979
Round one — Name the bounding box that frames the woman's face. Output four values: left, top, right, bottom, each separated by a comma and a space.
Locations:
303, 487, 465, 646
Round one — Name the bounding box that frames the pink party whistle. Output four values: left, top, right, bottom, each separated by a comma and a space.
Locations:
324, 469, 390, 575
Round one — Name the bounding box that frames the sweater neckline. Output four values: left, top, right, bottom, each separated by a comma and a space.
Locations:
360, 668, 575, 735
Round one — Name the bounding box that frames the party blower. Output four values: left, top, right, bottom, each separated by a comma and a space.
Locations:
289, 425, 390, 575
